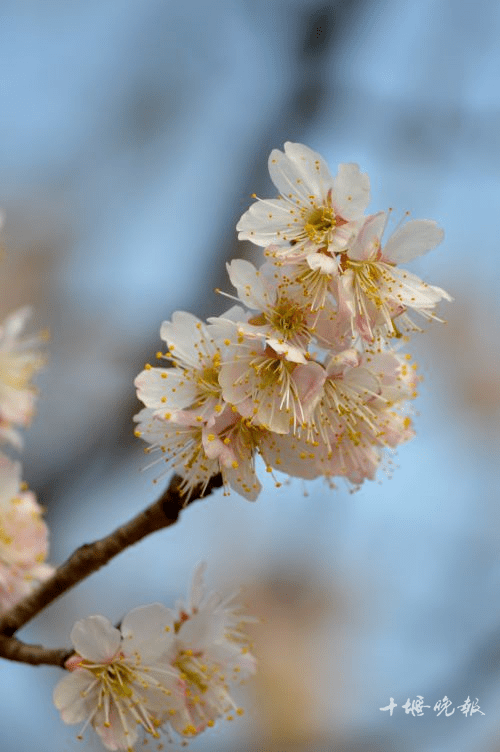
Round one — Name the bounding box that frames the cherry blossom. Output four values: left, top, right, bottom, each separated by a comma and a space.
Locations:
135, 142, 451, 498
237, 142, 370, 259
0, 454, 54, 611
53, 604, 184, 751
165, 563, 257, 736
335, 211, 452, 341
0, 306, 46, 448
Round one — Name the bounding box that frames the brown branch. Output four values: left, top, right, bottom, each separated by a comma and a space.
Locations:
0, 472, 223, 667
0, 634, 72, 667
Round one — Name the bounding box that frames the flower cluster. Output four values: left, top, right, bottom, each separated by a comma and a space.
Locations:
0, 234, 51, 611
0, 305, 46, 449
134, 143, 451, 500
53, 564, 256, 751
0, 454, 54, 610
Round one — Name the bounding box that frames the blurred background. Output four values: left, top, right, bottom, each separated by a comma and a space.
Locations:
1, 0, 499, 750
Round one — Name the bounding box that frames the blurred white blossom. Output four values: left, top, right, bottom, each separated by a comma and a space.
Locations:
0, 454, 54, 611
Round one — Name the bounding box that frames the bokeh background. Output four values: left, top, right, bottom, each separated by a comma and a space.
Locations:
1, 0, 500, 750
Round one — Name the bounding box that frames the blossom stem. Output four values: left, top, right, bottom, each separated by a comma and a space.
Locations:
0, 472, 222, 667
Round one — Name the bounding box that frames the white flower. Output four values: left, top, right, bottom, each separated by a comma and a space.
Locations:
237, 142, 370, 259
134, 310, 237, 425
53, 605, 184, 751
311, 350, 419, 485
335, 212, 452, 341
0, 306, 46, 448
134, 308, 249, 498
165, 563, 257, 736
226, 258, 323, 363
0, 454, 54, 611
219, 344, 326, 435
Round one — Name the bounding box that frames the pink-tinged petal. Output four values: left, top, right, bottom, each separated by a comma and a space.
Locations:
70, 615, 121, 662
334, 269, 356, 317
332, 163, 370, 219
293, 361, 326, 417
343, 366, 381, 399
225, 462, 261, 501
226, 259, 271, 311
203, 429, 234, 462
53, 670, 96, 723
262, 432, 321, 480
348, 211, 386, 261
97, 703, 139, 751
382, 219, 444, 263
325, 349, 360, 376
307, 252, 337, 275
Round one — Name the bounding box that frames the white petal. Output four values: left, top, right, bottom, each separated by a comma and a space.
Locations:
384, 267, 452, 307
307, 252, 337, 275
70, 615, 121, 662
0, 306, 32, 343
266, 338, 307, 363
273, 142, 334, 201
237, 198, 298, 246
160, 311, 213, 368
382, 219, 444, 263
226, 259, 271, 311
348, 212, 386, 261
189, 562, 208, 610
135, 367, 198, 410
53, 670, 95, 723
0, 455, 21, 509
121, 603, 175, 656
332, 163, 370, 220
